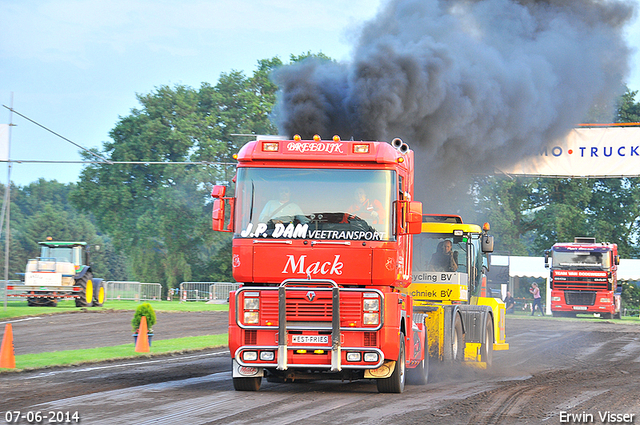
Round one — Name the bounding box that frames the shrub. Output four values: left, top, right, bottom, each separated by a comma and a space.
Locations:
132, 302, 157, 333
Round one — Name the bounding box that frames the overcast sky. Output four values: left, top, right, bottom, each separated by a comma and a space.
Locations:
2, 0, 639, 187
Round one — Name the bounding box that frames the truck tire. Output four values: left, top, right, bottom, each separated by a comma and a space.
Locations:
407, 332, 429, 385
481, 317, 493, 368
233, 377, 262, 391
27, 296, 57, 307
75, 272, 94, 307
42, 297, 58, 307
377, 332, 406, 393
444, 314, 464, 363
92, 281, 106, 307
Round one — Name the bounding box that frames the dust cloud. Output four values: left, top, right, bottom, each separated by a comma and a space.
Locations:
272, 0, 634, 213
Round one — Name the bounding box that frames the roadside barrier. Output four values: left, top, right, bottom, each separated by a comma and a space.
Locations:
179, 282, 240, 302
106, 281, 162, 301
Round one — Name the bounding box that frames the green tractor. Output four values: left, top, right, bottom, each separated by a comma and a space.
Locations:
22, 240, 105, 307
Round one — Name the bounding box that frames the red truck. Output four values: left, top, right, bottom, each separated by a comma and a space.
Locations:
545, 237, 621, 319
211, 135, 426, 393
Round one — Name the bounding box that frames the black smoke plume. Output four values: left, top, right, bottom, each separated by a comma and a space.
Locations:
272, 0, 634, 213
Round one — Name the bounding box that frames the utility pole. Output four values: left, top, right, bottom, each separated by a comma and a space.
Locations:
3, 93, 13, 311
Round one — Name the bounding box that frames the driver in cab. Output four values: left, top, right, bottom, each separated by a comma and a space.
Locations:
344, 187, 385, 224
429, 240, 458, 272
259, 186, 306, 224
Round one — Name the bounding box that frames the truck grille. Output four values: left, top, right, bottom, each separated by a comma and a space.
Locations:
564, 291, 596, 306
244, 329, 257, 345
364, 332, 377, 346
260, 291, 363, 322
553, 278, 608, 291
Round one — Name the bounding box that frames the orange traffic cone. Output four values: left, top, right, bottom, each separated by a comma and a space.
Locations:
1, 323, 16, 369
135, 316, 150, 353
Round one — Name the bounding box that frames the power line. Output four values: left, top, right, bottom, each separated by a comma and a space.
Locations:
0, 159, 236, 165
0, 105, 238, 167
2, 105, 112, 164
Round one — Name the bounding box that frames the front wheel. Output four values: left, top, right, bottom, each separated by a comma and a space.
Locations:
233, 377, 262, 391
481, 318, 493, 368
377, 332, 406, 393
92, 281, 105, 307
75, 272, 94, 307
444, 314, 465, 363
407, 332, 429, 385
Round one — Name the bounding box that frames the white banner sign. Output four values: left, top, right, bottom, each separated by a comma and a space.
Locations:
502, 127, 640, 177
0, 124, 9, 161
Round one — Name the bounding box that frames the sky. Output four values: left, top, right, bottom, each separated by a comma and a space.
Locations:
1, 0, 640, 187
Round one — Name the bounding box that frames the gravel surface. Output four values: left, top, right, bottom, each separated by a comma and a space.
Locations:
1, 313, 639, 424
1, 309, 229, 355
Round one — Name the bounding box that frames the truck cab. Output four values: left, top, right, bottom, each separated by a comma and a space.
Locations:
405, 214, 508, 368
546, 237, 621, 319
212, 135, 425, 393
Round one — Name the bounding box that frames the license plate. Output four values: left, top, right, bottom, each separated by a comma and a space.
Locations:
25, 272, 62, 286
291, 335, 328, 344
572, 306, 588, 310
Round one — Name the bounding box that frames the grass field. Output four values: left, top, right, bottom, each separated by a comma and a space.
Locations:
0, 299, 228, 371
0, 299, 228, 320
2, 299, 637, 371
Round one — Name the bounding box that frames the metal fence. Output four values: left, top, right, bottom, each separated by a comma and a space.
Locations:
178, 281, 240, 302
105, 281, 162, 301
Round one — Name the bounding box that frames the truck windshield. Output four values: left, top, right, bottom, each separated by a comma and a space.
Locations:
234, 168, 396, 241
40, 247, 74, 264
413, 236, 468, 274
552, 250, 611, 269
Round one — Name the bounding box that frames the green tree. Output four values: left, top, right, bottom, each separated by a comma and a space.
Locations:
0, 180, 126, 281
615, 88, 640, 123
474, 176, 536, 255
70, 57, 287, 290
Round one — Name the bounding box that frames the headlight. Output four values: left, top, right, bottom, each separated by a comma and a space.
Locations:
551, 296, 561, 302
244, 311, 259, 324
600, 298, 611, 303
346, 352, 361, 362
260, 351, 275, 361
363, 299, 379, 311
244, 297, 259, 310
243, 351, 258, 361
364, 352, 379, 362
363, 313, 379, 325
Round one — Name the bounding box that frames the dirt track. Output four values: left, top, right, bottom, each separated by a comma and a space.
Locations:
2, 309, 229, 355
1, 313, 639, 424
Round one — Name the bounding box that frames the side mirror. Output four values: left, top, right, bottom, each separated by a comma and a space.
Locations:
407, 201, 423, 234
211, 185, 226, 198
481, 234, 494, 253
212, 199, 226, 231
544, 250, 550, 268
211, 185, 233, 232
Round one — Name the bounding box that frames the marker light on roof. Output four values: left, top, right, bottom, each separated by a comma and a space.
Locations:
232, 153, 238, 160
333, 135, 341, 142
454, 230, 463, 236
262, 142, 279, 152
397, 157, 404, 163
313, 134, 321, 141
293, 134, 301, 141
353, 144, 370, 153
483, 222, 490, 231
